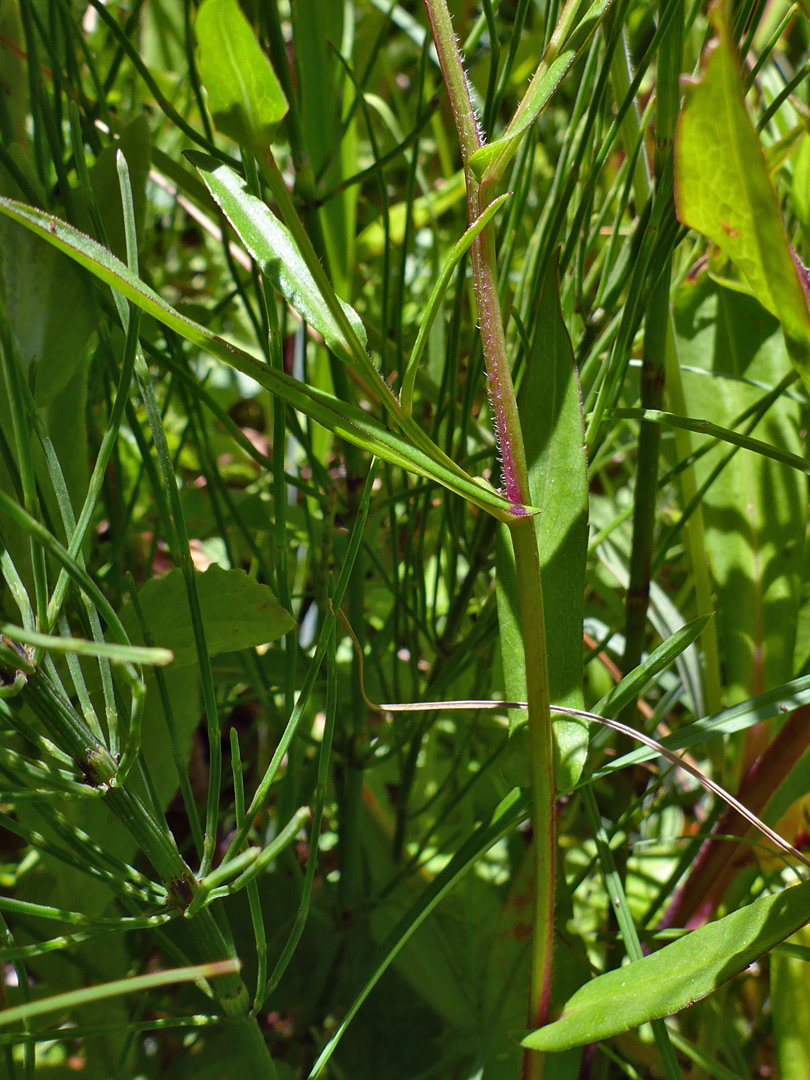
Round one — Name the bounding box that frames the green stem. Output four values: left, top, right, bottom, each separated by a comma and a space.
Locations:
608, 0, 721, 714
18, 668, 276, 1076
510, 519, 556, 1037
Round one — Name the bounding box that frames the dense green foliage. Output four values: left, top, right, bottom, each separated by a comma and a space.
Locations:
3, 0, 810, 1077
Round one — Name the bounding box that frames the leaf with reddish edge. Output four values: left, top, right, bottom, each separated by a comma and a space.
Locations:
674, 0, 810, 393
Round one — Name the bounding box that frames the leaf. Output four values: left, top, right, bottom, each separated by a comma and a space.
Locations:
772, 927, 810, 1080
308, 788, 531, 1079
587, 671, 810, 782
523, 877, 810, 1051
188, 151, 366, 366
289, 0, 356, 288
496, 255, 589, 792
0, 194, 528, 521
674, 0, 810, 394
195, 0, 287, 156
469, 0, 615, 185
674, 276, 804, 704
525, 255, 589, 788
119, 565, 294, 666
0, 219, 97, 406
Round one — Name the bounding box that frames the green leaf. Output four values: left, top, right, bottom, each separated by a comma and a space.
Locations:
0, 220, 97, 407
195, 0, 287, 155
674, 1, 810, 393
523, 878, 810, 1051
525, 255, 589, 788
308, 788, 530, 1079
593, 614, 713, 721
587, 671, 810, 783
469, 0, 615, 185
119, 565, 294, 667
188, 151, 366, 366
674, 276, 804, 703
0, 194, 527, 521
609, 405, 810, 478
772, 927, 810, 1080
496, 255, 589, 792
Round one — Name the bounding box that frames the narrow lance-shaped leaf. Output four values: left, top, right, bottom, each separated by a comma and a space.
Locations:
188, 151, 366, 368
0, 196, 529, 522
400, 192, 510, 416
469, 0, 615, 185
523, 876, 810, 1051
188, 152, 491, 497
195, 0, 288, 156
674, 0, 810, 393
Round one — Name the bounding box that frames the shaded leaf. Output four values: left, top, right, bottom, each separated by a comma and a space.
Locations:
0, 220, 96, 406
119, 565, 294, 667
308, 788, 530, 1078
674, 277, 804, 705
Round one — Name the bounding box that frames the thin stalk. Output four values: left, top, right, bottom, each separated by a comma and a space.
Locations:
620, 0, 681, 687
607, 0, 721, 714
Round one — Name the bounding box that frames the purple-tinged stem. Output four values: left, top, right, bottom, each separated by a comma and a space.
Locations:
423, 4, 556, 1074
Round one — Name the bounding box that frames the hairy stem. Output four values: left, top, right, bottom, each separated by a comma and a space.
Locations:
423, 3, 556, 1072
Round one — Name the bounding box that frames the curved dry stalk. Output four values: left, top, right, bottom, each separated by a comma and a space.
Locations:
371, 694, 810, 872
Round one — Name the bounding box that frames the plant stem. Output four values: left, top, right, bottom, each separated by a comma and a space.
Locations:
16, 668, 277, 1076
510, 518, 556, 1037
423, 3, 556, 1071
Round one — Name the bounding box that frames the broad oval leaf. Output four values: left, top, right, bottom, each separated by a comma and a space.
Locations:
523, 877, 810, 1051
195, 0, 288, 156
674, 2, 810, 393
119, 565, 295, 666
188, 151, 366, 366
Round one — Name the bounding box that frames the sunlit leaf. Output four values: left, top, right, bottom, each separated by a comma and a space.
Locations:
195, 0, 287, 155
0, 195, 527, 521
674, 1, 810, 393
188, 151, 366, 366
469, 0, 615, 185
523, 877, 810, 1051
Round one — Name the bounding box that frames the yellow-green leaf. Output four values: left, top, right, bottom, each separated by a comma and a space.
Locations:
196, 0, 288, 155
674, 0, 810, 392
